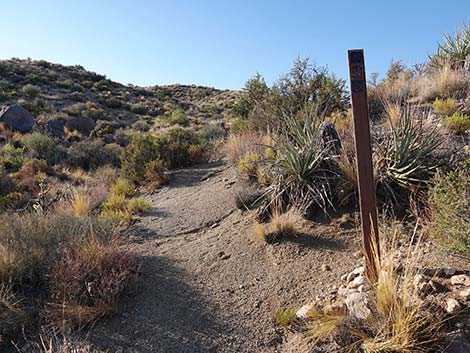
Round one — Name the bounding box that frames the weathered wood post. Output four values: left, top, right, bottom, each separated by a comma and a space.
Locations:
347, 49, 380, 281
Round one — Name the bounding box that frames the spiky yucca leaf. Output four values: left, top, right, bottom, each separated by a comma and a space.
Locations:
374, 108, 443, 206
263, 114, 336, 213
429, 21, 470, 69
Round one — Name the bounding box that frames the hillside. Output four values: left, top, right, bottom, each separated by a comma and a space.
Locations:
0, 58, 239, 138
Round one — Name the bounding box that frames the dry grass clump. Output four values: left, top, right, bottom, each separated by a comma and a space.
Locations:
0, 213, 137, 335
254, 209, 302, 243
69, 193, 91, 217
110, 178, 135, 197
225, 130, 264, 165
47, 233, 136, 329
20, 334, 104, 353
414, 66, 469, 101
305, 230, 446, 353
0, 285, 28, 338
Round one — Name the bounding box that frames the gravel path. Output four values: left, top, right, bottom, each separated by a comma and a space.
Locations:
91, 162, 361, 353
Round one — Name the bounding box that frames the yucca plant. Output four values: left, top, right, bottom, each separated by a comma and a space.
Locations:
373, 108, 444, 207
429, 21, 470, 69
262, 114, 337, 214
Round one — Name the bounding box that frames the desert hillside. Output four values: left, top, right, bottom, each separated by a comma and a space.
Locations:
1, 22, 470, 353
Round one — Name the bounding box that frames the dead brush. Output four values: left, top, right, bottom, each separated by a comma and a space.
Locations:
254, 209, 302, 243
18, 333, 104, 353
305, 226, 447, 353
69, 192, 91, 217
47, 231, 137, 330
224, 130, 265, 165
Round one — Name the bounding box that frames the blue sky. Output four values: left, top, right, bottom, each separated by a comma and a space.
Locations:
1, 1, 469, 89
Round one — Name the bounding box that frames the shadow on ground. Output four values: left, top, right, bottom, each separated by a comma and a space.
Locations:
91, 255, 237, 353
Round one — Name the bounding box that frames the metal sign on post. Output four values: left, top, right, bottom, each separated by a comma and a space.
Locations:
347, 49, 379, 281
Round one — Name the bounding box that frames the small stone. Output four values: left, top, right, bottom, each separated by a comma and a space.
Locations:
341, 273, 348, 282
451, 274, 470, 286
353, 250, 362, 258
417, 282, 432, 296
446, 298, 461, 314
345, 292, 371, 320
348, 275, 366, 289
211, 223, 219, 229
459, 287, 470, 299
221, 254, 231, 260
443, 268, 457, 277
321, 264, 331, 271
296, 303, 315, 319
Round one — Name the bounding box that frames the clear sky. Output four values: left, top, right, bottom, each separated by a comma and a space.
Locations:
1, 1, 469, 89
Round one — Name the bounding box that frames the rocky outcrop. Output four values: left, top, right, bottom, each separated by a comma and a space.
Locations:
65, 116, 96, 137
0, 105, 33, 133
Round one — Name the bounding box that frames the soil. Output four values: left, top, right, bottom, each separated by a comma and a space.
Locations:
89, 162, 363, 353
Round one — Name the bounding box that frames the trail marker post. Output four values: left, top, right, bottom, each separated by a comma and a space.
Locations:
347, 49, 380, 281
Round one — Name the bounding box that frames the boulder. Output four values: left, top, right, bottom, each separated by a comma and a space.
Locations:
320, 122, 342, 154
0, 105, 33, 133
65, 116, 96, 137
46, 119, 65, 137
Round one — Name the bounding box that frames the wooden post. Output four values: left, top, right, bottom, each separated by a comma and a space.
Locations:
347, 49, 379, 281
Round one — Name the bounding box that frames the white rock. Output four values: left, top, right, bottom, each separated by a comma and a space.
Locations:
345, 292, 371, 320
446, 298, 461, 314
348, 275, 366, 289
321, 264, 331, 271
358, 284, 370, 293
459, 287, 470, 299
346, 266, 365, 283
296, 303, 315, 319
451, 274, 470, 286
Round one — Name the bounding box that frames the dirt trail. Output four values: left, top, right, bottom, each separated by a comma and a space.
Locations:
91, 162, 361, 353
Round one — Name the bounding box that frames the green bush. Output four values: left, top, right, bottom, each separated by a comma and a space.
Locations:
121, 129, 205, 183
21, 84, 41, 98
443, 112, 470, 134
130, 103, 148, 115
429, 160, 470, 255
432, 97, 457, 115
66, 139, 114, 170
0, 144, 25, 172
169, 110, 190, 126
24, 132, 65, 165
120, 134, 161, 183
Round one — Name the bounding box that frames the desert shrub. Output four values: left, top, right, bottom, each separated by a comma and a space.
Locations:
66, 139, 113, 171
414, 66, 469, 101
92, 80, 112, 92
120, 134, 160, 183
199, 124, 226, 143
69, 192, 92, 217
373, 109, 443, 208
130, 103, 148, 115
429, 21, 470, 69
127, 197, 151, 214
0, 285, 28, 339
155, 128, 205, 168
110, 178, 135, 197
104, 97, 125, 109
21, 84, 41, 98
230, 117, 250, 134
15, 158, 47, 195
238, 153, 262, 180
432, 97, 457, 115
169, 110, 189, 126
24, 132, 65, 165
26, 73, 48, 84
443, 112, 470, 134
0, 144, 25, 172
225, 130, 264, 165
62, 102, 86, 116
48, 233, 136, 328
143, 160, 169, 189
429, 160, 470, 255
